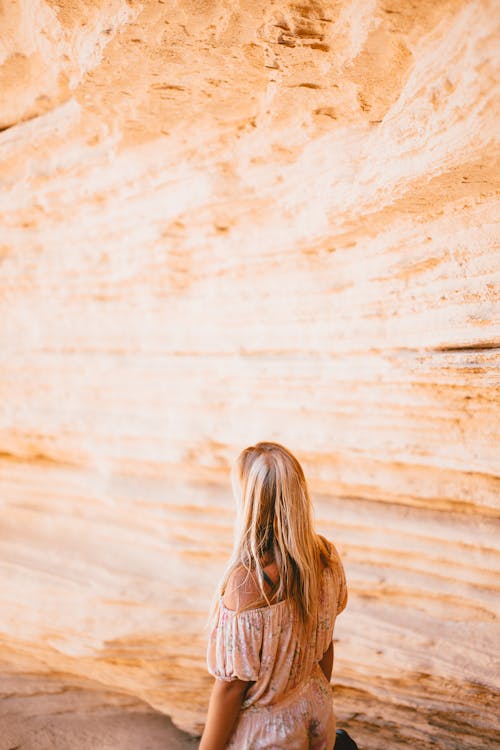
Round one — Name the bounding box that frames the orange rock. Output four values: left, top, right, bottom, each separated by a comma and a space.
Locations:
0, 1, 498, 746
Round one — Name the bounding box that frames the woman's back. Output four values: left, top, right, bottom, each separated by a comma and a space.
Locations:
200, 442, 348, 750
207, 537, 347, 748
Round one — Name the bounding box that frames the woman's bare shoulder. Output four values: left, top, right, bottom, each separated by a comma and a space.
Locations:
223, 565, 264, 611
223, 561, 281, 611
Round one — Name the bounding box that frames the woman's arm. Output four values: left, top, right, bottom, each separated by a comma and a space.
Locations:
199, 677, 250, 750
319, 640, 334, 681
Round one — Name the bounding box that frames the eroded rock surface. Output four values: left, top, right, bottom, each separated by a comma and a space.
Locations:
0, 657, 197, 749
0, 1, 499, 747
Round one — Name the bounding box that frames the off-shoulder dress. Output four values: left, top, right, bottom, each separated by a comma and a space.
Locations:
206, 539, 348, 749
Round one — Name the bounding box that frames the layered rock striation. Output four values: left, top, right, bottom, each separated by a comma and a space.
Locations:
0, 1, 499, 747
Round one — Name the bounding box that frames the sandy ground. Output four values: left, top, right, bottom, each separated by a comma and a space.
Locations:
0, 662, 199, 750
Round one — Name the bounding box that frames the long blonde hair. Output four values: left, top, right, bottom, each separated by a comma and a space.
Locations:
214, 441, 329, 628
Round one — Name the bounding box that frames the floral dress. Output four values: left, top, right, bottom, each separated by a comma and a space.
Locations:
206, 540, 348, 749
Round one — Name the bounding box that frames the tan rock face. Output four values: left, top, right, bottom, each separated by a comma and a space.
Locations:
0, 0, 499, 747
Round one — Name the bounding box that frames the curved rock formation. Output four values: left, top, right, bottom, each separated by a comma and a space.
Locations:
0, 1, 499, 747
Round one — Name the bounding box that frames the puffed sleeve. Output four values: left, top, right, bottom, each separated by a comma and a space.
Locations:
207, 604, 264, 682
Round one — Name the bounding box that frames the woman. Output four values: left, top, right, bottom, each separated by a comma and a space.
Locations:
200, 441, 348, 750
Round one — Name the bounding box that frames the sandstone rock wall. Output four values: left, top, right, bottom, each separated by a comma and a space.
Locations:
0, 1, 499, 747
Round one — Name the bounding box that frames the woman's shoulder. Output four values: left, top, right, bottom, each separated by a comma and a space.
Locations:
317, 534, 348, 613
223, 563, 278, 612
317, 534, 343, 568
